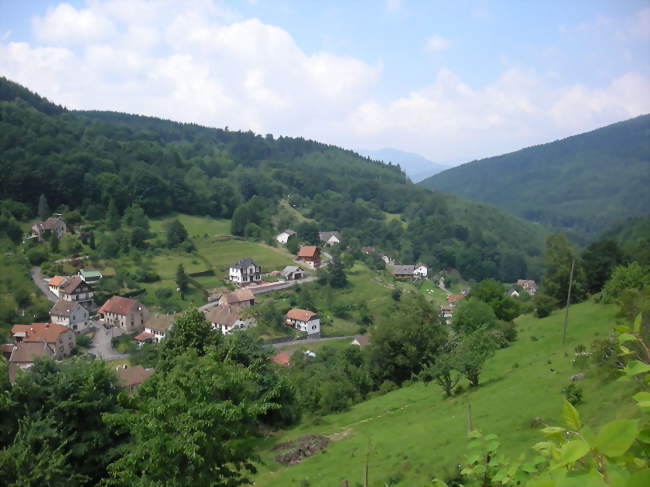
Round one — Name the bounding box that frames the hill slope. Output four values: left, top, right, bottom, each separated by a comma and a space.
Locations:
0, 76, 546, 281
252, 301, 635, 486
419, 115, 650, 243
357, 147, 450, 182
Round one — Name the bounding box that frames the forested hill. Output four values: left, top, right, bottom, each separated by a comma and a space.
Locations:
419, 115, 650, 243
0, 76, 546, 280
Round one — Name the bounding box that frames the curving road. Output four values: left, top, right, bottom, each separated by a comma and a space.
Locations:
30, 266, 58, 302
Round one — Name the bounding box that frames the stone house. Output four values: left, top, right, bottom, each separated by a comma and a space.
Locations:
31, 217, 66, 241
98, 296, 148, 332
218, 288, 256, 309
11, 322, 76, 359
49, 300, 89, 332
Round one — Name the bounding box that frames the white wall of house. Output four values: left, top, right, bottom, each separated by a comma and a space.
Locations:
49, 285, 61, 297
229, 264, 261, 284
289, 317, 320, 335
414, 265, 428, 278
144, 327, 169, 343
216, 318, 254, 335
276, 232, 292, 244
50, 305, 89, 332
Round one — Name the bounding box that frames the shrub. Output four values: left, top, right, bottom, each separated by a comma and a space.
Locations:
561, 383, 583, 405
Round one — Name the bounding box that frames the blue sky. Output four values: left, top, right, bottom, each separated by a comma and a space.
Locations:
1, 0, 648, 164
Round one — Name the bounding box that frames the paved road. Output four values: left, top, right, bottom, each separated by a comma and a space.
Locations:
271, 335, 356, 349
30, 266, 57, 302
88, 325, 129, 360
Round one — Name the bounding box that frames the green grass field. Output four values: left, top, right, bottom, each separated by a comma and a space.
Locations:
251, 300, 637, 486
150, 214, 231, 237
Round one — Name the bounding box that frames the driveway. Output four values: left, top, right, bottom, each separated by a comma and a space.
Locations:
30, 266, 57, 302
88, 325, 129, 360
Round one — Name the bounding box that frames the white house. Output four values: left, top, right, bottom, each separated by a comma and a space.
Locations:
507, 288, 520, 298
205, 305, 255, 335
49, 300, 89, 332
414, 264, 428, 278
319, 231, 341, 246
285, 308, 320, 336
228, 258, 261, 285
143, 314, 176, 343
276, 229, 296, 244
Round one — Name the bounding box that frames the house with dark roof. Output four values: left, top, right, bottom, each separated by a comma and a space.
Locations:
319, 231, 341, 246
98, 296, 148, 332
391, 264, 415, 278
297, 246, 321, 269
218, 288, 256, 309
228, 258, 261, 285
11, 323, 75, 359
49, 300, 89, 332
31, 217, 66, 241
281, 265, 304, 281
115, 364, 154, 392
285, 308, 320, 336
7, 341, 55, 383
48, 275, 94, 304
205, 305, 255, 335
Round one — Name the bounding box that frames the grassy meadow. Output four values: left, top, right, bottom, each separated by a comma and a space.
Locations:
251, 300, 637, 486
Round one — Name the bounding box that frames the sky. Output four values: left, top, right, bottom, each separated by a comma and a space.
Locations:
0, 0, 648, 165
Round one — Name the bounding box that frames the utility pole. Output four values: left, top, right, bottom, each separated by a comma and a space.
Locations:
466, 403, 473, 433
562, 258, 575, 344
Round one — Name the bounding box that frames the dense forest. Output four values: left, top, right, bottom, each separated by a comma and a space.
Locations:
419, 115, 650, 243
0, 76, 546, 281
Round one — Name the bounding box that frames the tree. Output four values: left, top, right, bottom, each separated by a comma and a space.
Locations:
286, 233, 299, 254
165, 219, 188, 248
297, 221, 319, 245
422, 342, 461, 397
452, 299, 497, 335
603, 262, 650, 301
533, 292, 557, 318
369, 295, 447, 384
470, 279, 521, 321
88, 231, 96, 250
542, 233, 586, 304
175, 264, 189, 299
581, 239, 626, 294
48, 230, 59, 254
159, 309, 221, 364
103, 352, 277, 487
453, 329, 497, 387
327, 256, 347, 288
37, 194, 50, 221
230, 205, 248, 236
106, 199, 120, 230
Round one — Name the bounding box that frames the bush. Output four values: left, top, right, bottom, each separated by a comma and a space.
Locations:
26, 246, 49, 265
561, 383, 583, 405
76, 335, 92, 348
534, 292, 557, 318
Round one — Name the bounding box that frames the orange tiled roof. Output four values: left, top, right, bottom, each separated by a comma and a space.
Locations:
99, 296, 140, 315
11, 323, 70, 343
272, 352, 290, 366
297, 246, 319, 258
48, 275, 67, 287
286, 308, 317, 322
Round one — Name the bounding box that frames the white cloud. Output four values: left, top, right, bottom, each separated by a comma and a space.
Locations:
424, 34, 450, 53
32, 3, 116, 45
386, 0, 402, 12
1, 1, 648, 164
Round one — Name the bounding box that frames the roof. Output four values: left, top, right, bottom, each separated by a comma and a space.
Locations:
59, 276, 85, 294
115, 365, 154, 388
319, 231, 340, 242
79, 269, 102, 278
391, 264, 415, 275
361, 246, 375, 253
99, 296, 141, 315
297, 246, 319, 258
144, 313, 176, 332
351, 333, 371, 347
48, 275, 68, 287
9, 341, 54, 362
49, 300, 82, 317
134, 331, 154, 342
205, 305, 243, 327
222, 288, 255, 305
231, 258, 259, 270
278, 229, 295, 236
34, 217, 64, 231
0, 343, 14, 357
281, 265, 302, 276
272, 352, 291, 366
447, 294, 465, 303
11, 323, 71, 344
286, 308, 318, 322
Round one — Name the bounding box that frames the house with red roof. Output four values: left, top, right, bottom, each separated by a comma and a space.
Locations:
115, 364, 154, 392
98, 296, 148, 332
447, 294, 465, 306
271, 351, 291, 366
11, 322, 75, 359
297, 246, 321, 269
48, 275, 94, 304
31, 217, 66, 241
7, 341, 56, 383
285, 308, 320, 336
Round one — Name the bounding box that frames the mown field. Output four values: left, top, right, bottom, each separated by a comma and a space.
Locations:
252, 300, 636, 486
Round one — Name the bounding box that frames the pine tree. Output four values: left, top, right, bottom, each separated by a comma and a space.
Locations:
89, 231, 96, 250
176, 264, 189, 299
38, 194, 50, 221
107, 199, 120, 230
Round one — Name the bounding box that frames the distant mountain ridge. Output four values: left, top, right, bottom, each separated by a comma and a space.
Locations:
419, 115, 650, 243
357, 148, 449, 182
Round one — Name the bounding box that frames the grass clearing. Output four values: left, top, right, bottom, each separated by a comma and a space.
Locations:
150, 214, 231, 237
252, 300, 635, 486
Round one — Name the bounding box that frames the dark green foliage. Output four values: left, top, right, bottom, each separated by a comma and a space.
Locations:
581, 239, 627, 294
542, 234, 587, 305
421, 115, 650, 241
452, 299, 498, 335
470, 279, 521, 321
298, 222, 320, 245
286, 233, 299, 254
175, 263, 189, 298
327, 256, 348, 288
561, 383, 583, 405
0, 358, 123, 485
164, 219, 188, 248
0, 211, 22, 244
106, 199, 120, 230
159, 309, 221, 364
533, 292, 558, 318
453, 329, 497, 387
48, 229, 59, 253
37, 194, 49, 221
26, 245, 48, 265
